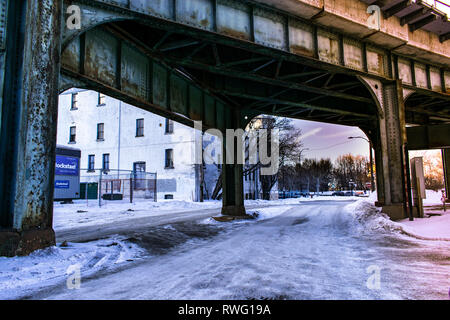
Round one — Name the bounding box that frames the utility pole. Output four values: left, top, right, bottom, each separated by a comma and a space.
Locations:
348, 136, 375, 192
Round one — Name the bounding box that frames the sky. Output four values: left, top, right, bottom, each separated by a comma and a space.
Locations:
292, 119, 370, 162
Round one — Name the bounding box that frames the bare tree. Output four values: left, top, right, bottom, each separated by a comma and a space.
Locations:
248, 116, 304, 199
295, 158, 333, 193
333, 154, 370, 190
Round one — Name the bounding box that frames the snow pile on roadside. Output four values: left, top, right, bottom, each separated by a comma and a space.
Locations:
0, 237, 145, 300
344, 200, 405, 235
344, 198, 450, 240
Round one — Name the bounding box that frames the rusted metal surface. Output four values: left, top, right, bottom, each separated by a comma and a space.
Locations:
188, 86, 203, 121
217, 1, 251, 40
317, 30, 340, 65
407, 124, 450, 150
131, 0, 174, 19
84, 28, 118, 87
414, 63, 427, 89
61, 38, 80, 72
254, 9, 286, 49
398, 58, 412, 85
121, 42, 149, 100
63, 0, 450, 96
11, 0, 62, 234
366, 47, 387, 76
445, 71, 450, 92
60, 24, 232, 131
152, 62, 168, 108
170, 74, 188, 115
343, 39, 363, 71
0, 0, 6, 50
0, 0, 6, 130
429, 66, 442, 91
177, 0, 214, 30
289, 21, 314, 57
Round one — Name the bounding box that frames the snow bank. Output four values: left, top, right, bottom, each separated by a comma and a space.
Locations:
344, 200, 405, 235
0, 237, 145, 300
344, 199, 450, 241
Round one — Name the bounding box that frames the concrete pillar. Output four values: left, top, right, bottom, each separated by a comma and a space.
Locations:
0, 0, 62, 256
221, 110, 246, 216
443, 149, 450, 201
375, 80, 407, 220
221, 163, 246, 216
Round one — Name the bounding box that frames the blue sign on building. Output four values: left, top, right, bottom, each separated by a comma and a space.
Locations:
55, 155, 79, 176
55, 180, 70, 189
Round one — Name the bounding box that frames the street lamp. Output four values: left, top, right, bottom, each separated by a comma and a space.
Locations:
348, 136, 375, 193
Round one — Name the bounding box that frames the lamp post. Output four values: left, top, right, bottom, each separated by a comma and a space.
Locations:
349, 179, 354, 196
348, 136, 375, 193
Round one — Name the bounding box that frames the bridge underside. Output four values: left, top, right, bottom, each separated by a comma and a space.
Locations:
1, 0, 449, 256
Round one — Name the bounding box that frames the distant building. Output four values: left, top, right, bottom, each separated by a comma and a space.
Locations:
57, 89, 274, 201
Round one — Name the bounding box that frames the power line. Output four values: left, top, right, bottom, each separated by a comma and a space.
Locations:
307, 139, 356, 151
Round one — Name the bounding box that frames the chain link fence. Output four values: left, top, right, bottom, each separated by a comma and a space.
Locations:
79, 169, 157, 206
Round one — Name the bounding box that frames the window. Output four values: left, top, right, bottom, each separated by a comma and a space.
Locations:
102, 154, 110, 172
165, 149, 174, 169
98, 93, 106, 106
164, 194, 174, 200
133, 162, 146, 190
69, 126, 76, 143
88, 155, 95, 172
97, 123, 104, 141
71, 93, 78, 110
165, 119, 174, 134
136, 118, 144, 137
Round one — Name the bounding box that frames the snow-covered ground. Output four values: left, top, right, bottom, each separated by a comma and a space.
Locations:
53, 195, 367, 231
1, 193, 448, 300
53, 199, 222, 231
397, 190, 450, 240
422, 189, 445, 205
0, 236, 145, 299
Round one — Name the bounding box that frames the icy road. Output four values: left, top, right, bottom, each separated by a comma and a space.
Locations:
6, 201, 450, 300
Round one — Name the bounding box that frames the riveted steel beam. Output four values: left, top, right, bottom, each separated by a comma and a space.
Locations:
215, 89, 376, 119
67, 0, 450, 98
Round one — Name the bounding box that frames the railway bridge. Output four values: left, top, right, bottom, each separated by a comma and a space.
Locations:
0, 0, 449, 256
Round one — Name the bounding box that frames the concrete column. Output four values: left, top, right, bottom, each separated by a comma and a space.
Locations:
0, 0, 62, 256
221, 110, 246, 216
375, 80, 407, 220
221, 163, 246, 216
443, 149, 450, 201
